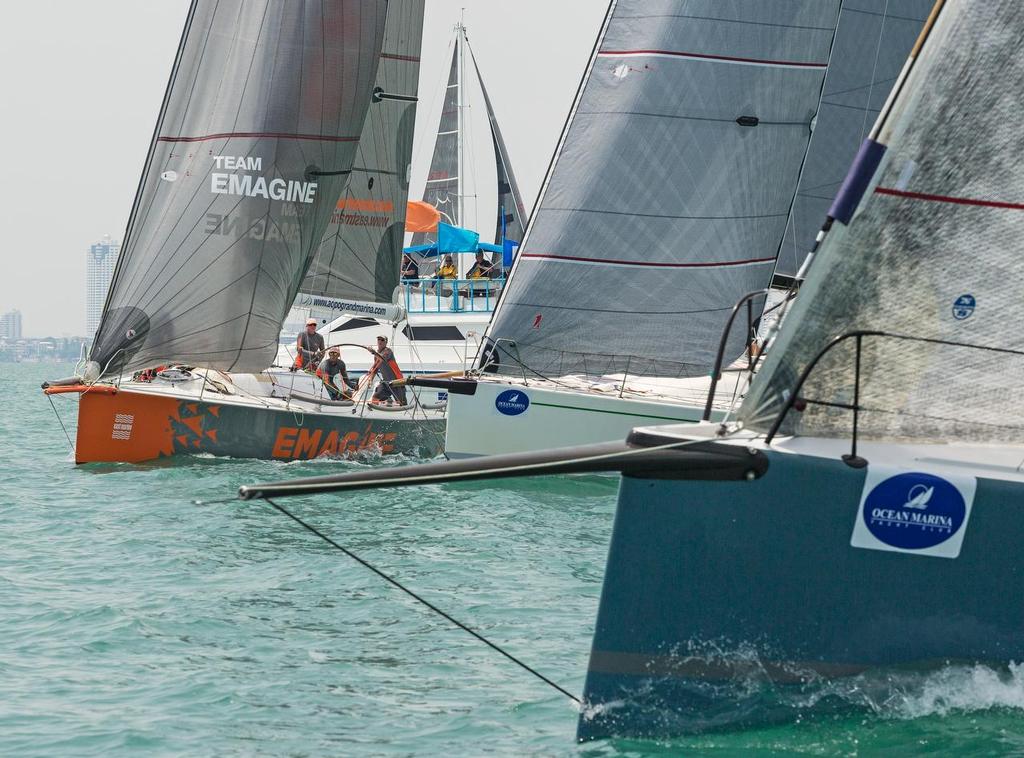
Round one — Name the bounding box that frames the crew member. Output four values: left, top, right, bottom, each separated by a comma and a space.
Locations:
317, 347, 355, 400
401, 253, 420, 281
466, 251, 494, 279
369, 335, 407, 405
435, 254, 457, 279
465, 251, 496, 300
294, 318, 325, 370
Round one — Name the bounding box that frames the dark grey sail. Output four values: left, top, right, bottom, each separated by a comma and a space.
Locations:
410, 36, 462, 245
486, 0, 846, 380
486, 0, 929, 380
774, 0, 933, 276
300, 0, 425, 305
469, 43, 527, 244
87, 0, 387, 380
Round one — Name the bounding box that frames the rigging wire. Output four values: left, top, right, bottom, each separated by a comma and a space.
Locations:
46, 394, 76, 454
258, 496, 582, 705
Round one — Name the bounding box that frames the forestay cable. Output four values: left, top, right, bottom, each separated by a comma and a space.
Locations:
260, 496, 582, 705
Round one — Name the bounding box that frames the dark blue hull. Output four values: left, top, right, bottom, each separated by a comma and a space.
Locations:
579, 447, 1024, 740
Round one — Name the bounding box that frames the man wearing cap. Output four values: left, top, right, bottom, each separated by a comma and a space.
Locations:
317, 347, 354, 400
369, 335, 407, 405
294, 318, 325, 370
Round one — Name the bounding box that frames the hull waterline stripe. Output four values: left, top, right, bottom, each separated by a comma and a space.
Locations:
158, 132, 360, 143
586, 650, 991, 683
521, 253, 776, 269
875, 186, 1024, 211
599, 49, 828, 69
380, 53, 420, 62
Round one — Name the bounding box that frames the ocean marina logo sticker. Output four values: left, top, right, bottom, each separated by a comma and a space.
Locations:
851, 467, 975, 559
952, 294, 975, 320
495, 389, 530, 416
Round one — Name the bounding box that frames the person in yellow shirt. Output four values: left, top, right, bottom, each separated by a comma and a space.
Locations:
435, 254, 457, 280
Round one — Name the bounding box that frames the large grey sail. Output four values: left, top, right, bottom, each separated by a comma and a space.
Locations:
411, 39, 461, 245
89, 0, 387, 379
487, 0, 845, 379
774, 1, 933, 276
469, 44, 527, 244
300, 0, 424, 305
741, 0, 1024, 444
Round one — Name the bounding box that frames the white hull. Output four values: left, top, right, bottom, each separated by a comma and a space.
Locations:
444, 373, 743, 458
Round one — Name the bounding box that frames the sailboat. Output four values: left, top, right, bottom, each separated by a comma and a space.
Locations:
232, 0, 1024, 742
44, 0, 447, 464
420, 0, 932, 459
576, 0, 1024, 738
268, 20, 530, 383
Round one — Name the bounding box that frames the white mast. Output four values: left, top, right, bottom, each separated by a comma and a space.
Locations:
455, 18, 465, 228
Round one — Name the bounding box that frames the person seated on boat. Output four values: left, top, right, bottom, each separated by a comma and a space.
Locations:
293, 318, 325, 370
401, 253, 420, 282
435, 254, 457, 280
466, 250, 494, 280
369, 335, 408, 405
317, 347, 355, 400
464, 251, 498, 299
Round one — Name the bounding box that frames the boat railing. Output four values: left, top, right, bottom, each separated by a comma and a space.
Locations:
482, 337, 706, 394
702, 289, 770, 421
763, 330, 1024, 466
402, 276, 505, 314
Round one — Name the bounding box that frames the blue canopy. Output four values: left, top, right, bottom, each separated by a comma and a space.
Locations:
404, 222, 514, 258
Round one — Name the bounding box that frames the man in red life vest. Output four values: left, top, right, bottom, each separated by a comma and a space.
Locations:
369, 335, 407, 405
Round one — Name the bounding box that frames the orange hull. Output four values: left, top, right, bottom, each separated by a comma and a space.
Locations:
72, 386, 443, 464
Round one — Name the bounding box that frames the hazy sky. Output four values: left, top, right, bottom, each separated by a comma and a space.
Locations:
0, 1, 605, 336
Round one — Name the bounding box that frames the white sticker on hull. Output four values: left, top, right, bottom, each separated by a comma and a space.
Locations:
850, 466, 976, 559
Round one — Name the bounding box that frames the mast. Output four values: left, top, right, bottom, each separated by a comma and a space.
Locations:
455, 19, 466, 228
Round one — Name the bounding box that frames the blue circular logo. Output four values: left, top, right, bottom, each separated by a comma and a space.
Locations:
952, 294, 975, 320
863, 473, 966, 550
495, 389, 529, 416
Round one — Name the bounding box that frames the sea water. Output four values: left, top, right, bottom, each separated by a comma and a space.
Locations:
4, 363, 1024, 756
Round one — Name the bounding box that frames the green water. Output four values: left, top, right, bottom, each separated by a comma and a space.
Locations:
6, 363, 1024, 756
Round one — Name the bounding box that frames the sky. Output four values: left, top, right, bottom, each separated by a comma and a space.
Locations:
0, 1, 606, 337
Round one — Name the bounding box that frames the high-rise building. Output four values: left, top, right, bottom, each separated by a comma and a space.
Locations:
0, 309, 22, 340
86, 235, 120, 336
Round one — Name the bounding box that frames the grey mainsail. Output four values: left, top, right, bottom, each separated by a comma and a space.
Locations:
300, 0, 425, 305
469, 42, 527, 244
88, 0, 387, 380
486, 0, 927, 380
411, 36, 462, 245
740, 0, 1024, 443
774, 0, 933, 276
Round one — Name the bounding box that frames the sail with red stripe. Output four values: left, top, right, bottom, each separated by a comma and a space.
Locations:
486, 0, 929, 379
88, 0, 388, 380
